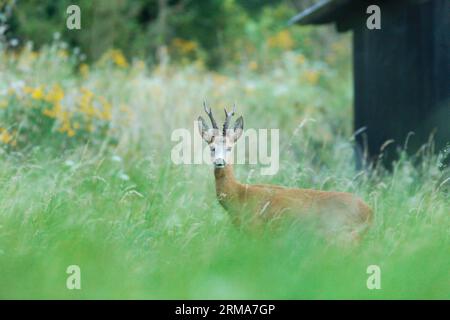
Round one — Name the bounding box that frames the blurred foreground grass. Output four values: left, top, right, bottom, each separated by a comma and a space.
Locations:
0, 40, 448, 299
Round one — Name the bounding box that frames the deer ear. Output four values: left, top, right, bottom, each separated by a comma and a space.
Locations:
232, 116, 244, 141
198, 116, 214, 142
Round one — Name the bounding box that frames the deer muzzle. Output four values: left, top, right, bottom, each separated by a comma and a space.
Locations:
214, 158, 226, 168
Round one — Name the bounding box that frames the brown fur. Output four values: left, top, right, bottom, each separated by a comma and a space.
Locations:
214, 165, 373, 241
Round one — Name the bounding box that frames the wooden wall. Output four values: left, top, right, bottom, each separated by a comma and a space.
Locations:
352, 0, 449, 167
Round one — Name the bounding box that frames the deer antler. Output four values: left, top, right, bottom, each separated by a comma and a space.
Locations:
223, 103, 236, 135
203, 101, 218, 129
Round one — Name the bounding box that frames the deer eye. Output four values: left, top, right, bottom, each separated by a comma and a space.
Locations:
211, 147, 215, 151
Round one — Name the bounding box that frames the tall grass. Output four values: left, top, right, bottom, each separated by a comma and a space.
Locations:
0, 40, 448, 299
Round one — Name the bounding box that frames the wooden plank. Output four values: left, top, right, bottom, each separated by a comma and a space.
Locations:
353, 0, 449, 167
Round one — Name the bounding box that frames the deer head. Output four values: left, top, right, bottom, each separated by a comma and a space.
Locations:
198, 101, 244, 168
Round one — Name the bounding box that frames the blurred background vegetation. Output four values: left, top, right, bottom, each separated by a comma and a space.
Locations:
0, 0, 352, 152
1, 0, 344, 69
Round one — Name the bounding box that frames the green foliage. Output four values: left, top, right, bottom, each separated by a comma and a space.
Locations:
3, 0, 346, 68
7, 0, 151, 60
0, 41, 127, 150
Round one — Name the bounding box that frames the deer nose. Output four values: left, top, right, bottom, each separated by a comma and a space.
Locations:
214, 158, 225, 168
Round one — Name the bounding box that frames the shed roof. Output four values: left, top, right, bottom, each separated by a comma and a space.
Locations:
288, 0, 353, 25
288, 0, 430, 26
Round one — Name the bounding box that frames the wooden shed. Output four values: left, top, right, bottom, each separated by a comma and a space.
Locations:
290, 0, 449, 167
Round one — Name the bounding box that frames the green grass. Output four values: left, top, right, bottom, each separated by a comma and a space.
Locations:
0, 41, 448, 299
0, 144, 448, 299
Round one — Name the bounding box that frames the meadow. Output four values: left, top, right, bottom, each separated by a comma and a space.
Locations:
0, 36, 448, 299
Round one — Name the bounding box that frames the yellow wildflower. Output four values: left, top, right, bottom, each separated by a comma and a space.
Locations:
88, 123, 95, 132
120, 105, 131, 113
31, 86, 44, 100
0, 128, 13, 144
58, 111, 75, 137
267, 30, 294, 50
98, 96, 112, 121
46, 84, 65, 103
296, 54, 306, 65
171, 38, 198, 55
133, 60, 146, 71
79, 63, 89, 77
57, 49, 68, 59
212, 74, 228, 85
304, 70, 320, 85
23, 86, 33, 94
78, 88, 96, 117
248, 61, 258, 71
111, 49, 128, 68
43, 102, 62, 118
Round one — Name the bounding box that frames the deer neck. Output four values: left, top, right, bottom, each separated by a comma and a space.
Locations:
214, 165, 240, 208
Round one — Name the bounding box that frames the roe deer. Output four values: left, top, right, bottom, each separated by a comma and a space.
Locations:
198, 102, 372, 242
